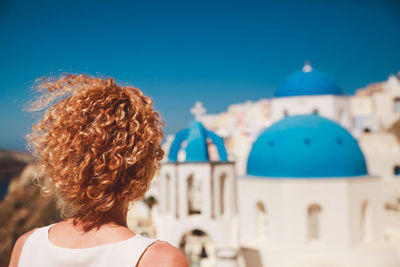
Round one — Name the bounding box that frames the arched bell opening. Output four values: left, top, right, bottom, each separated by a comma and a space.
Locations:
179, 229, 215, 267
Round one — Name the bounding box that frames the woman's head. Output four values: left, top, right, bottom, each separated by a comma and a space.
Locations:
27, 74, 164, 230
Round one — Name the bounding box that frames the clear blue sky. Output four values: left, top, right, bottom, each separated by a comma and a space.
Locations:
1, 0, 400, 151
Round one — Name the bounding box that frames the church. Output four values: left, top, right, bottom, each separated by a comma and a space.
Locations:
129, 63, 400, 267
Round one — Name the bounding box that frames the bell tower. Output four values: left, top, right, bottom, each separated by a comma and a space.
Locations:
154, 102, 239, 267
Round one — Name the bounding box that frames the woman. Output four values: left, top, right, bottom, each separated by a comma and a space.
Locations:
9, 74, 188, 267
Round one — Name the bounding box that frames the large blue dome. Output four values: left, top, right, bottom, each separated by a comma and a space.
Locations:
247, 115, 368, 178
274, 68, 344, 97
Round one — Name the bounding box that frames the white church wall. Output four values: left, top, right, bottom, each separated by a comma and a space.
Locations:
333, 96, 352, 129
155, 162, 240, 252
270, 95, 339, 124
260, 245, 399, 267
238, 178, 353, 250
281, 179, 350, 250
237, 177, 399, 267
237, 177, 284, 248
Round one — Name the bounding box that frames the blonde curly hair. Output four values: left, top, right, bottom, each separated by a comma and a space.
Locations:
26, 74, 164, 231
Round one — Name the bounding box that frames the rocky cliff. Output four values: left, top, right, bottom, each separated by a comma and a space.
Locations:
0, 150, 60, 267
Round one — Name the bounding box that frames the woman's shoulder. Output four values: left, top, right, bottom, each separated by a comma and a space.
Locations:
9, 228, 38, 267
138, 240, 188, 267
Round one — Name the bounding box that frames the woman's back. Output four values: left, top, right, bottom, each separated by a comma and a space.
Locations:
18, 221, 157, 267
12, 219, 187, 267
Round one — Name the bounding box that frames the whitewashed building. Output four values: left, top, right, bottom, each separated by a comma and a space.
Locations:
150, 114, 399, 267
270, 63, 352, 130
129, 64, 400, 267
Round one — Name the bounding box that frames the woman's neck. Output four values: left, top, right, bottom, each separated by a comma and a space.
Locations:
98, 202, 129, 228
70, 201, 129, 232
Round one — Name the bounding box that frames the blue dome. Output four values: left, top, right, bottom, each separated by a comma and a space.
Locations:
275, 69, 344, 97
247, 115, 368, 178
168, 121, 228, 162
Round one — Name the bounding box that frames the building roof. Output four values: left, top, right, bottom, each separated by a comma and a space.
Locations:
246, 114, 368, 178
168, 120, 228, 162
274, 64, 344, 97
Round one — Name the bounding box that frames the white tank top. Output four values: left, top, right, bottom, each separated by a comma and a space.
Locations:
18, 225, 158, 267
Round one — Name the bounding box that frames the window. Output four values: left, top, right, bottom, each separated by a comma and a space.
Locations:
283, 110, 289, 117
363, 127, 371, 133
220, 174, 227, 215
312, 109, 319, 115
256, 201, 268, 239
207, 138, 220, 161
307, 204, 322, 242
361, 201, 373, 243
394, 166, 400, 176
187, 175, 202, 215
177, 141, 187, 162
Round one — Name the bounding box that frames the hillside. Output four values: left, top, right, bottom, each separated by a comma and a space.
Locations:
0, 150, 60, 267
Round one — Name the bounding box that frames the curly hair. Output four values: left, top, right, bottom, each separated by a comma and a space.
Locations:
26, 74, 164, 231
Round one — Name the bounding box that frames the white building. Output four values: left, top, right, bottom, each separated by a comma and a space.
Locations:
198, 64, 400, 179
270, 63, 352, 130
150, 114, 399, 267
128, 64, 400, 267
154, 120, 240, 267
238, 114, 398, 267
351, 74, 400, 134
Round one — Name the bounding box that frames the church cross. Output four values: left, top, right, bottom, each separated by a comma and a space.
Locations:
190, 101, 206, 120
303, 60, 313, 72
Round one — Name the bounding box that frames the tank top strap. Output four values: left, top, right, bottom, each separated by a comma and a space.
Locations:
126, 234, 158, 266
18, 225, 53, 267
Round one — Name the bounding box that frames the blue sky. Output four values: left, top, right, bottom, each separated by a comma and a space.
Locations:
1, 0, 400, 150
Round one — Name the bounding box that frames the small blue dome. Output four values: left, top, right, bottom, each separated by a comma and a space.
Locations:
275, 68, 344, 97
168, 121, 228, 162
247, 115, 368, 178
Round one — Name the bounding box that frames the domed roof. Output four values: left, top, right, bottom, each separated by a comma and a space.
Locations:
247, 115, 368, 178
168, 121, 228, 162
274, 64, 344, 97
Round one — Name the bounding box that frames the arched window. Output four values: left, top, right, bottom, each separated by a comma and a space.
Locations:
207, 138, 220, 162
312, 109, 319, 115
179, 229, 214, 265
177, 141, 187, 162
220, 174, 227, 215
338, 109, 346, 125
256, 201, 268, 240
394, 166, 400, 176
363, 127, 371, 133
283, 110, 289, 117
307, 204, 322, 242
361, 200, 373, 243
187, 175, 201, 215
